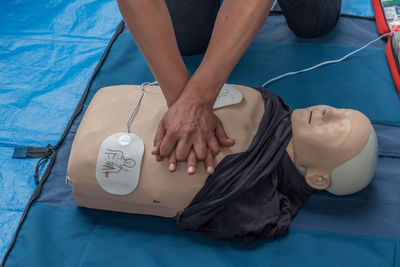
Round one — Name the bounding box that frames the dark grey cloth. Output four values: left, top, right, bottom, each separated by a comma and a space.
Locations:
165, 0, 342, 55
278, 0, 342, 38
165, 0, 220, 55
174, 87, 314, 243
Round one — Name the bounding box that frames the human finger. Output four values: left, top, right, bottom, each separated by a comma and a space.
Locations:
152, 120, 166, 155
155, 155, 164, 162
159, 131, 179, 158
175, 137, 193, 162
186, 150, 197, 175
168, 149, 177, 172
204, 149, 215, 175
193, 136, 207, 161
206, 135, 220, 157
215, 119, 235, 147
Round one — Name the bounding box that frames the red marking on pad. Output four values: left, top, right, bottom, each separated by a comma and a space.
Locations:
105, 171, 109, 178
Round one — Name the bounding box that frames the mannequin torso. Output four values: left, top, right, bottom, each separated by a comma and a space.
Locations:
68, 84, 265, 217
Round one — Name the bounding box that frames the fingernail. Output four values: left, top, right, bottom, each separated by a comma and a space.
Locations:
207, 166, 214, 174
187, 166, 195, 174
169, 163, 175, 172
152, 146, 157, 153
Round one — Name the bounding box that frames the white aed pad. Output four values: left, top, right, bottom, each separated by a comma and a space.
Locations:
213, 84, 243, 109
96, 132, 144, 195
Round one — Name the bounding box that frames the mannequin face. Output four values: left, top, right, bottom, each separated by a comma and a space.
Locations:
289, 105, 371, 190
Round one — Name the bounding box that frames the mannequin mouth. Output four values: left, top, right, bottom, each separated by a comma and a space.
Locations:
308, 111, 313, 125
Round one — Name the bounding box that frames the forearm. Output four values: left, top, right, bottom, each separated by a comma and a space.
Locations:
117, 0, 189, 106
180, 0, 274, 106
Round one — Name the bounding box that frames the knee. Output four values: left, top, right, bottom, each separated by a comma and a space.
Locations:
165, 0, 220, 55
279, 0, 342, 38
175, 21, 215, 56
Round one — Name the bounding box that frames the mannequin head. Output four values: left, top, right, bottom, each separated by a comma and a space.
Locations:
287, 105, 378, 195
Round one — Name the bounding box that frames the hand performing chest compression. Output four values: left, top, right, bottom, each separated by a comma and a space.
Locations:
117, 0, 276, 172
151, 85, 235, 175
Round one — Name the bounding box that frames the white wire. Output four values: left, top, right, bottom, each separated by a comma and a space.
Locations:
126, 81, 158, 133
126, 34, 389, 129
261, 33, 391, 88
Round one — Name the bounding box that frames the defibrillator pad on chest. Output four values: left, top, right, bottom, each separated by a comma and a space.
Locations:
213, 84, 243, 109
96, 132, 144, 195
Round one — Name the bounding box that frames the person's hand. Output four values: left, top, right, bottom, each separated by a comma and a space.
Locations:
152, 97, 234, 172
167, 148, 215, 175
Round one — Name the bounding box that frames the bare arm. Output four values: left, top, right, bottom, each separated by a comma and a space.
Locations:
117, 0, 189, 106
155, 0, 274, 161
117, 0, 274, 107
117, 0, 274, 174
180, 0, 275, 106
118, 0, 223, 174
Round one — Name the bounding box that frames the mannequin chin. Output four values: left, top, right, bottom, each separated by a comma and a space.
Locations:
287, 105, 378, 195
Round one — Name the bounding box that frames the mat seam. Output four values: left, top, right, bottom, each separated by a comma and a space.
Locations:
0, 20, 125, 267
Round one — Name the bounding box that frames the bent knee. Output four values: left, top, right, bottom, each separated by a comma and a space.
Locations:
165, 0, 220, 55
279, 0, 342, 38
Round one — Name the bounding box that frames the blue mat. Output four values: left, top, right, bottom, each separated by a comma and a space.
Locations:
4, 12, 400, 267
0, 0, 122, 259
342, 0, 374, 17
5, 204, 400, 267
1, 0, 398, 266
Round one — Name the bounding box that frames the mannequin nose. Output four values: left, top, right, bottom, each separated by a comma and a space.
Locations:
323, 107, 348, 121
314, 107, 327, 116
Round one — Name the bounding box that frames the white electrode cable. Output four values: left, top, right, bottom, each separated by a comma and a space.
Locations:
126, 81, 158, 133
262, 32, 391, 88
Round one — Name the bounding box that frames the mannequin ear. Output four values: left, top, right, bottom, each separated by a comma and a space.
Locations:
305, 173, 331, 190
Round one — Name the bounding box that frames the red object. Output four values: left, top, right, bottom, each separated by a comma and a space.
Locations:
385, 39, 400, 97
371, 0, 390, 35
371, 0, 400, 97
105, 171, 109, 178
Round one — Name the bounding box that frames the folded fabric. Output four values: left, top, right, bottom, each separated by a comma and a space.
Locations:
175, 87, 314, 243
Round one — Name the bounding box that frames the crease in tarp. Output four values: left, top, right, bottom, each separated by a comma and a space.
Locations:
0, 0, 122, 259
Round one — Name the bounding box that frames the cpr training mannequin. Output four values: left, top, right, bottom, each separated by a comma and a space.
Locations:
67, 84, 378, 242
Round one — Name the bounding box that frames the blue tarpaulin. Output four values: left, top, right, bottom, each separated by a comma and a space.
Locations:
0, 0, 122, 259
1, 0, 398, 266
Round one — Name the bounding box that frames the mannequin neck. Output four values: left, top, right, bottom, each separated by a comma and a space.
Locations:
286, 138, 295, 162
286, 138, 306, 177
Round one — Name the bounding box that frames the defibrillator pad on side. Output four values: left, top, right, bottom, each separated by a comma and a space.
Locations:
96, 133, 144, 195
213, 84, 243, 109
